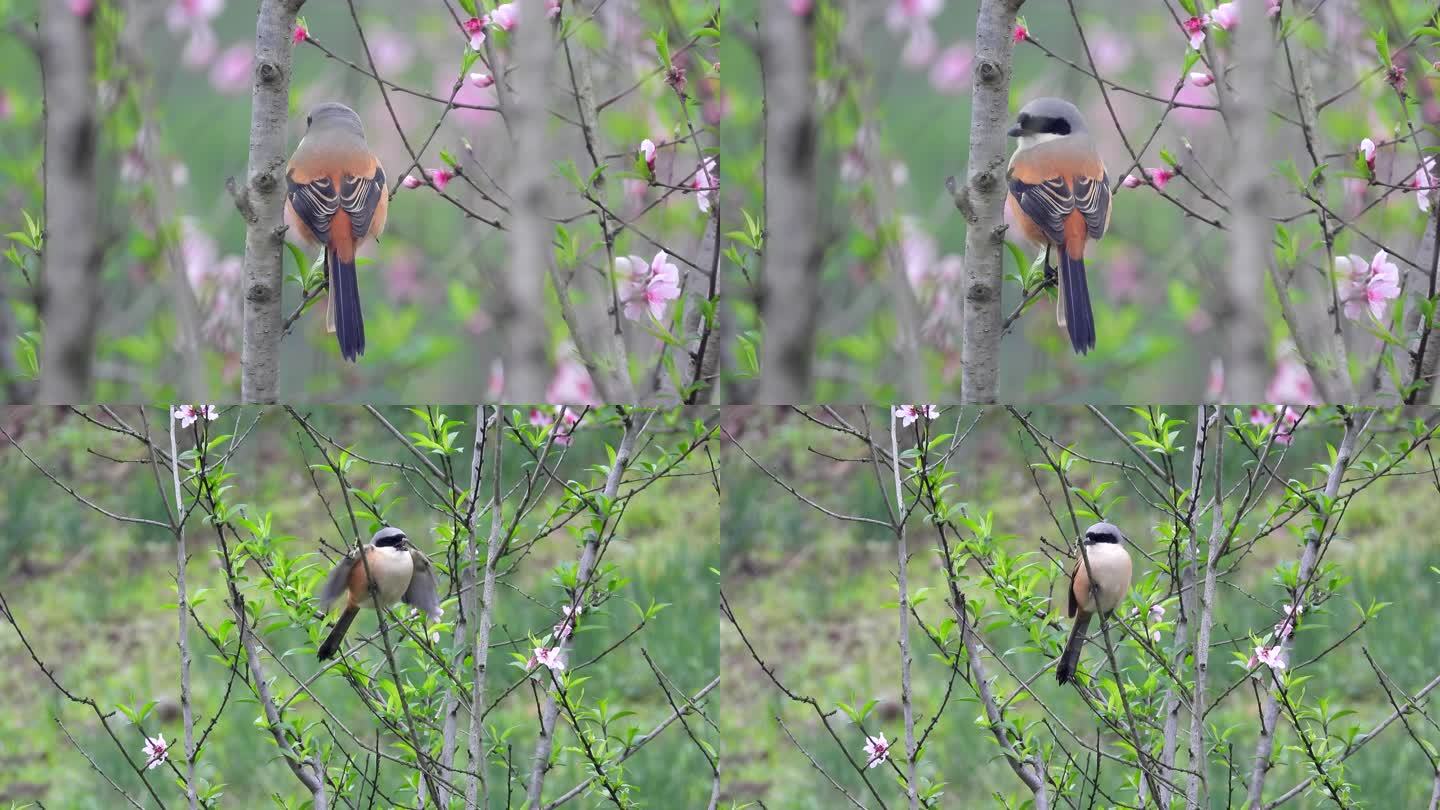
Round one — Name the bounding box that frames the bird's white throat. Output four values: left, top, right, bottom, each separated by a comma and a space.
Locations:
1015, 132, 1067, 152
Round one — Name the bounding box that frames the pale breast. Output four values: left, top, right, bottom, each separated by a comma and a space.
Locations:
367, 547, 415, 605
1079, 542, 1132, 614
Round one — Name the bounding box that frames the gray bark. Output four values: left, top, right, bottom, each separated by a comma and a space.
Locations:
958, 0, 1025, 403
37, 1, 101, 404
1221, 0, 1276, 402
500, 0, 556, 400
755, 2, 821, 403
235, 0, 306, 403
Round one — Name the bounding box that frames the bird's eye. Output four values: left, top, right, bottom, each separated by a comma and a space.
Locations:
1017, 114, 1030, 127
1051, 119, 1072, 136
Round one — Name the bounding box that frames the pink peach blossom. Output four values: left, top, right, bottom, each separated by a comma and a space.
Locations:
617, 252, 682, 321
1336, 251, 1401, 321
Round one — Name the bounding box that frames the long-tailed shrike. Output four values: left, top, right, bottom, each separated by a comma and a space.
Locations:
1057, 521, 1133, 685
316, 526, 440, 660
1007, 97, 1111, 355
285, 102, 389, 362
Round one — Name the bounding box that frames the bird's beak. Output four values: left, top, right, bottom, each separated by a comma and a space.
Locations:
1007, 123, 1024, 137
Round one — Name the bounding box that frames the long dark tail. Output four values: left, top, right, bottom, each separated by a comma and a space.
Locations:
1057, 612, 1092, 685
1060, 252, 1095, 355
318, 606, 359, 660
328, 247, 366, 361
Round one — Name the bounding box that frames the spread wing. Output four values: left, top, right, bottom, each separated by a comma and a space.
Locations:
317, 550, 359, 611
403, 548, 442, 622
287, 172, 337, 244
340, 163, 386, 242
1073, 171, 1111, 239
1008, 173, 1073, 245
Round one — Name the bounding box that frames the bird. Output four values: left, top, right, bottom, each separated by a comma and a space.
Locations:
1006, 97, 1112, 355
1056, 521, 1133, 685
315, 526, 440, 660
284, 102, 389, 362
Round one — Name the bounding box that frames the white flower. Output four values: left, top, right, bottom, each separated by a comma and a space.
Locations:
530, 646, 565, 672
863, 733, 890, 768
892, 405, 939, 427
142, 734, 169, 770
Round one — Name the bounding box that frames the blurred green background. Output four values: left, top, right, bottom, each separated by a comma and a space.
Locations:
721, 405, 1440, 807
0, 405, 717, 808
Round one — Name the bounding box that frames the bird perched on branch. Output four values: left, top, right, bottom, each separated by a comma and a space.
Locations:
285, 102, 388, 361
316, 526, 440, 660
1007, 97, 1112, 355
1057, 521, 1133, 685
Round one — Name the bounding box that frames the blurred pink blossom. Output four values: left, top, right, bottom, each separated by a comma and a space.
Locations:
886, 0, 942, 32
1121, 174, 1142, 188
639, 138, 656, 173
167, 0, 222, 30
1206, 358, 1224, 400
488, 3, 519, 31
69, 0, 93, 14
368, 28, 414, 74
1146, 167, 1174, 190
617, 252, 681, 321
929, 44, 972, 93
1268, 0, 1282, 16
901, 25, 937, 68
401, 174, 422, 189
428, 168, 454, 191
292, 19, 309, 45
181, 24, 218, 68
687, 157, 718, 213
1265, 349, 1318, 404
209, 44, 253, 94
1088, 28, 1132, 74
1013, 20, 1029, 43
1409, 156, 1438, 212
547, 352, 600, 405
893, 405, 939, 426
169, 0, 223, 67
1188, 72, 1215, 87
384, 250, 423, 303
546, 0, 562, 19
1207, 2, 1239, 30
469, 72, 495, 88
1336, 251, 1400, 321
1106, 250, 1141, 301
487, 360, 504, 399
0, 89, 11, 121
789, 0, 813, 14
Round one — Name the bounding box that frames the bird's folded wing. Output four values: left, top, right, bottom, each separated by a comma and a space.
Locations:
287, 170, 338, 244
404, 549, 442, 622
340, 163, 386, 241
1007, 173, 1073, 245
1073, 171, 1111, 239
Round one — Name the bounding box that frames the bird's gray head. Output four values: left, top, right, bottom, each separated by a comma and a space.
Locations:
305, 102, 365, 137
372, 526, 408, 549
1082, 522, 1125, 545
1008, 97, 1088, 139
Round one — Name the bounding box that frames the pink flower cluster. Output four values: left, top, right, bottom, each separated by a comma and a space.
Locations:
617, 252, 682, 322
1335, 250, 1400, 322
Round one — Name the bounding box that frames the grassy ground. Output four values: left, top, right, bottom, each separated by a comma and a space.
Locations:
721, 408, 1440, 808
0, 408, 717, 808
